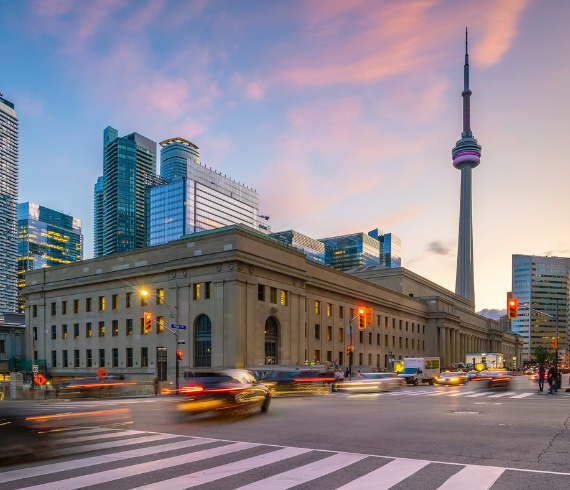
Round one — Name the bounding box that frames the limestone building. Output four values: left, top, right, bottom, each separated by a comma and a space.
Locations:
23, 226, 522, 383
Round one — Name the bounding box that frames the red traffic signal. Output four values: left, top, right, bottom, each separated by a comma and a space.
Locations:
507, 299, 518, 319
346, 345, 353, 356
358, 307, 366, 329
143, 312, 152, 333
176, 350, 183, 361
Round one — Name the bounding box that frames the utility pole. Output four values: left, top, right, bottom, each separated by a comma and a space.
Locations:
348, 314, 358, 380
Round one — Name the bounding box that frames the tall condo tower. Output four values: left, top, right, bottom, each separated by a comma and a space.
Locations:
453, 29, 482, 303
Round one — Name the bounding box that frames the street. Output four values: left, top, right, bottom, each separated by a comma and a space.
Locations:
2, 375, 570, 489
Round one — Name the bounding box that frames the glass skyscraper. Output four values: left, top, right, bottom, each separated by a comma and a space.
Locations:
18, 203, 83, 311
368, 229, 402, 268
0, 96, 18, 312
269, 230, 326, 264
511, 254, 568, 362
96, 126, 157, 256
93, 176, 104, 257
320, 233, 381, 271
148, 138, 259, 246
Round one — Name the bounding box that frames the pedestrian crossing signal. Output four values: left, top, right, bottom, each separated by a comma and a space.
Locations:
144, 312, 152, 333
346, 345, 353, 356
358, 308, 366, 329
176, 350, 183, 361
550, 338, 558, 349
507, 299, 518, 319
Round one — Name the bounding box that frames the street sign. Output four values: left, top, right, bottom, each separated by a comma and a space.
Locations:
32, 364, 39, 374
178, 340, 186, 345
96, 367, 108, 378
34, 374, 46, 386
171, 324, 187, 330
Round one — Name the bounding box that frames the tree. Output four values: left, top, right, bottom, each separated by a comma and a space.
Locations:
533, 345, 550, 366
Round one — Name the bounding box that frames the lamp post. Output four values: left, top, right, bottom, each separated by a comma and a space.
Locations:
348, 313, 358, 380
141, 289, 180, 391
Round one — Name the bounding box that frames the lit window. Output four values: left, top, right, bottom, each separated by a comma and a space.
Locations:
280, 290, 288, 306
315, 301, 321, 315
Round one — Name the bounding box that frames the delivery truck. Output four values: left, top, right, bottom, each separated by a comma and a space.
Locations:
398, 357, 441, 385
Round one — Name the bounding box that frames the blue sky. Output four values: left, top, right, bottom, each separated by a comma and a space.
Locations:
2, 0, 570, 311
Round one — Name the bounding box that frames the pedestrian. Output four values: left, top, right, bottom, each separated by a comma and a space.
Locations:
338, 369, 344, 387
547, 364, 556, 394
153, 376, 159, 396
272, 370, 277, 379
332, 369, 339, 392
262, 371, 267, 381
345, 367, 349, 377
538, 365, 545, 392
357, 370, 363, 379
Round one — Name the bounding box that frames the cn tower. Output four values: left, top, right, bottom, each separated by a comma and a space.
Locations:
453, 28, 481, 303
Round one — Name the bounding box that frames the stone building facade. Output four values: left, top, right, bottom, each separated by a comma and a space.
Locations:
23, 226, 523, 382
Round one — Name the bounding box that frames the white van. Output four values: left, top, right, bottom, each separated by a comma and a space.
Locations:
398, 357, 441, 385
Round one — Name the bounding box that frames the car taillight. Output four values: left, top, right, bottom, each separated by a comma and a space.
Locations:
180, 386, 203, 394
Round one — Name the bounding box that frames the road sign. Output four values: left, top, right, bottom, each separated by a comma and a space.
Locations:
34, 374, 46, 386
171, 324, 187, 330
96, 367, 108, 378
32, 364, 39, 374
178, 340, 186, 345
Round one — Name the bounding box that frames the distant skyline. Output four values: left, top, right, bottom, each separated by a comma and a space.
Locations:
2, 0, 570, 311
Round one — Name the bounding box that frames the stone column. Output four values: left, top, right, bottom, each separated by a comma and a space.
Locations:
456, 331, 461, 364
439, 326, 446, 366
445, 327, 451, 366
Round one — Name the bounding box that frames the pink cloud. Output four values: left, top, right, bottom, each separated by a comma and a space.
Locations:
124, 0, 166, 32
245, 82, 264, 100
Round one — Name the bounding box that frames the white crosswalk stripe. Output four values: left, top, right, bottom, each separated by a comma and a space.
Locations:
342, 389, 551, 400
6, 428, 570, 489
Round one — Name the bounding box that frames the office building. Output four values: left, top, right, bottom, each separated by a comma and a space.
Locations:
147, 138, 259, 246
96, 126, 157, 256
511, 255, 568, 362
94, 176, 104, 258
17, 202, 83, 311
368, 229, 402, 268
0, 312, 25, 374
453, 30, 482, 303
498, 315, 512, 332
0, 95, 18, 312
270, 230, 326, 264
320, 233, 381, 272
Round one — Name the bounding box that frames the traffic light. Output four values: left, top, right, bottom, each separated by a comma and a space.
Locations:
176, 350, 183, 361
143, 312, 152, 333
507, 298, 518, 319
551, 338, 558, 349
358, 307, 366, 329
346, 345, 353, 356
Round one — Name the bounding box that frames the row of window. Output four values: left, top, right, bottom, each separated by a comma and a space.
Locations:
306, 350, 403, 368
309, 323, 425, 339
43, 317, 166, 341
51, 348, 149, 368
31, 284, 214, 318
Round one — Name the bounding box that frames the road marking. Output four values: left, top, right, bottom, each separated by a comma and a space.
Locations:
235, 452, 367, 489
53, 429, 143, 445
446, 390, 477, 396
510, 393, 534, 399
487, 391, 517, 398
336, 458, 430, 489
0, 436, 212, 484
436, 464, 505, 489
424, 391, 452, 396
131, 447, 312, 489
18, 442, 258, 490
464, 391, 495, 398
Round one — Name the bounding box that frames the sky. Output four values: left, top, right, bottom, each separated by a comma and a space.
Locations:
2, 0, 570, 314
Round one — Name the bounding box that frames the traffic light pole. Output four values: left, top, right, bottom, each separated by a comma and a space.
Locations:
348, 315, 358, 380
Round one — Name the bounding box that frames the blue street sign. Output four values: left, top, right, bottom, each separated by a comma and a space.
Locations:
171, 324, 187, 330
178, 340, 186, 345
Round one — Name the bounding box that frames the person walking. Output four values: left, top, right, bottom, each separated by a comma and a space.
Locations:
332, 369, 339, 392
153, 376, 159, 396
538, 365, 546, 392
548, 365, 556, 394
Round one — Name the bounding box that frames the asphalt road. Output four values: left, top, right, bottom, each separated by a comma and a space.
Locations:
2, 375, 570, 489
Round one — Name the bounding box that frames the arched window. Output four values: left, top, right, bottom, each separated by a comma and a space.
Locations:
265, 316, 279, 365
195, 315, 211, 367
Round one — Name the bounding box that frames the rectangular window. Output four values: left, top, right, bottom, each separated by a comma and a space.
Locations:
412, 323, 415, 333
51, 302, 56, 316
327, 326, 332, 340
327, 303, 332, 317
314, 324, 320, 339
339, 328, 344, 342
392, 336, 395, 347
359, 331, 364, 344
99, 349, 105, 368
193, 283, 200, 300
377, 354, 380, 369
74, 324, 79, 339
305, 298, 308, 312
156, 289, 164, 304
33, 327, 37, 340
73, 299, 79, 314
86, 349, 92, 367
51, 350, 57, 367
32, 305, 38, 317
423, 325, 425, 335
368, 332, 372, 345
141, 347, 149, 367
112, 294, 118, 310
258, 284, 265, 301
112, 320, 119, 336
350, 308, 354, 318
112, 348, 118, 368
399, 337, 402, 348
385, 335, 388, 347
126, 348, 133, 367
304, 322, 307, 338
157, 316, 164, 334
205, 282, 212, 299
126, 292, 133, 308
385, 318, 389, 328
141, 293, 147, 307
339, 306, 344, 319
406, 322, 408, 331
99, 321, 105, 337
377, 334, 380, 346
51, 325, 56, 340
315, 301, 321, 314
63, 350, 68, 368
126, 319, 133, 336
399, 320, 402, 330
98, 296, 105, 311
74, 350, 80, 368
405, 338, 409, 348
0, 340, 4, 353
280, 290, 288, 306
327, 351, 332, 362
86, 322, 92, 338
392, 318, 396, 329
314, 350, 320, 363
270, 287, 276, 303
86, 297, 92, 312
377, 315, 381, 326
359, 353, 363, 365
368, 353, 372, 366
412, 339, 415, 349
423, 340, 425, 350
62, 301, 67, 315
62, 325, 68, 340
339, 351, 344, 365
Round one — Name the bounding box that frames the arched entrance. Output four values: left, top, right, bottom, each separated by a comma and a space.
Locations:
194, 314, 211, 367
264, 316, 279, 365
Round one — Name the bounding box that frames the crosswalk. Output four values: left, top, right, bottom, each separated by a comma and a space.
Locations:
3, 428, 570, 489
336, 388, 560, 400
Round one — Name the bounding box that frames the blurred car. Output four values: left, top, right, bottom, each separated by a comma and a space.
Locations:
335, 373, 403, 393
435, 371, 468, 386
524, 367, 535, 375
54, 376, 135, 398
178, 369, 270, 416
260, 370, 331, 396
482, 371, 512, 390
467, 371, 480, 381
